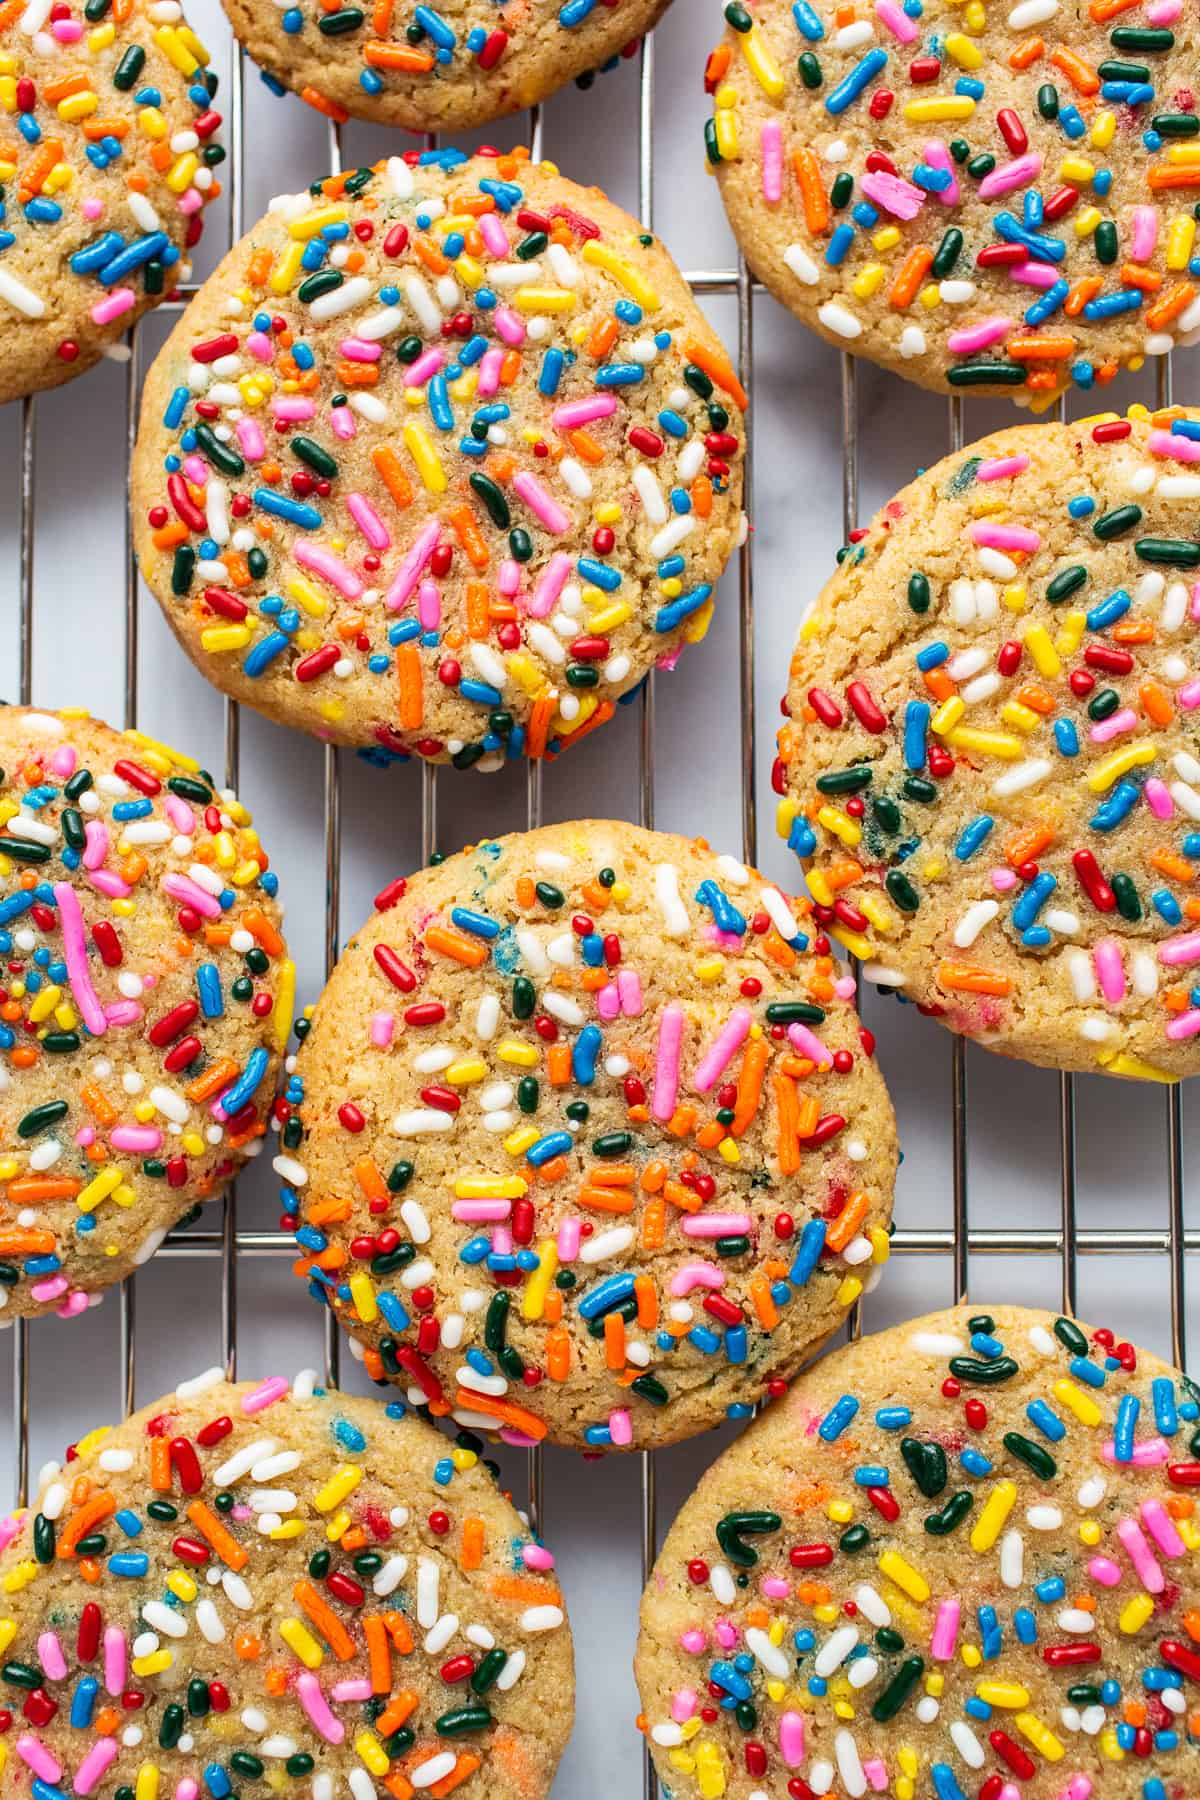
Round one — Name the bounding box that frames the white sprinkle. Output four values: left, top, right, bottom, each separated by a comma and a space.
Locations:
520, 1605, 564, 1632
1000, 1529, 1024, 1590
815, 1624, 859, 1677
953, 898, 999, 949
655, 862, 689, 937
817, 299, 862, 340
579, 1225, 636, 1264
994, 758, 1052, 797
783, 244, 820, 286
177, 1367, 225, 1400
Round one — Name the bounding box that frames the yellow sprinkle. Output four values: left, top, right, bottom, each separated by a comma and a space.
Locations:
165, 1571, 197, 1603
57, 90, 98, 122
718, 1137, 742, 1166
269, 1519, 307, 1541
970, 1480, 1018, 1552
1088, 742, 1156, 791
902, 97, 975, 121
835, 1274, 863, 1306
324, 1509, 351, 1543
288, 205, 348, 241
1, 1562, 37, 1595
132, 1649, 174, 1678
829, 924, 874, 961
694, 955, 725, 982
503, 1126, 541, 1157
135, 1766, 161, 1800
919, 283, 941, 310
1055, 610, 1087, 656
977, 1681, 1030, 1709
1096, 1050, 1177, 1083
279, 1617, 323, 1668
714, 107, 739, 162
1060, 156, 1095, 184
1075, 206, 1102, 238
355, 1734, 390, 1777
582, 239, 662, 309
827, 1498, 855, 1524
816, 805, 862, 847
944, 726, 1024, 760
1090, 110, 1116, 149
444, 1058, 488, 1086
1004, 583, 1027, 612
349, 1271, 377, 1325
455, 1175, 528, 1199
1167, 215, 1197, 271
403, 422, 447, 495
1023, 623, 1061, 678
313, 1465, 363, 1513
1015, 1712, 1065, 1762
512, 286, 577, 314
151, 23, 198, 72
1052, 1377, 1102, 1428
1166, 143, 1200, 163
925, 1672, 944, 1697
1000, 701, 1040, 734
873, 225, 902, 252
166, 152, 198, 195
877, 1549, 930, 1603
1119, 1591, 1155, 1635
200, 624, 253, 654
930, 697, 965, 736
1079, 1519, 1102, 1546
497, 1041, 540, 1070
852, 263, 885, 300
1099, 1725, 1125, 1761
738, 21, 787, 98
588, 600, 634, 633
858, 893, 895, 934
76, 1166, 123, 1215
522, 1240, 559, 1322
28, 984, 62, 1025
961, 1643, 983, 1669
271, 958, 296, 1055
944, 31, 983, 65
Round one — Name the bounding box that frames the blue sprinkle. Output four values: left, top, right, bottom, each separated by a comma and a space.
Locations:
571, 1024, 602, 1086
825, 47, 888, 115
789, 1217, 826, 1286
1026, 1398, 1066, 1442
904, 699, 931, 771
819, 1394, 860, 1442
1153, 1377, 1178, 1437
1114, 1393, 1139, 1463
875, 1406, 912, 1430
1054, 718, 1079, 756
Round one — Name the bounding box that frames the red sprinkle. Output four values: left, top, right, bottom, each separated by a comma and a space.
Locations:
373, 944, 417, 992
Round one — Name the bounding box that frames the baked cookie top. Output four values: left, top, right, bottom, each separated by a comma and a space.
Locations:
0, 1370, 574, 1800
283, 820, 898, 1452
0, 705, 289, 1319
636, 1302, 1200, 1800
778, 408, 1200, 1079
218, 0, 669, 132
704, 0, 1200, 399
0, 0, 223, 404
132, 150, 747, 767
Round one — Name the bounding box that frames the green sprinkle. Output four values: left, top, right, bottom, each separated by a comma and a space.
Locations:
1003, 1431, 1058, 1480
1093, 503, 1143, 540
469, 472, 511, 529
715, 1510, 781, 1568
798, 50, 822, 87
291, 436, 338, 480
1046, 564, 1088, 603
908, 572, 931, 614
815, 765, 873, 795
924, 1491, 974, 1536
1136, 537, 1200, 566
885, 870, 920, 913
871, 1655, 925, 1722
931, 228, 963, 279
900, 1437, 948, 1498
948, 1354, 1020, 1384
1112, 871, 1141, 921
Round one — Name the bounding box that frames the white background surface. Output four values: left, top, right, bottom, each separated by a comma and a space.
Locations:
1, 3, 1198, 1791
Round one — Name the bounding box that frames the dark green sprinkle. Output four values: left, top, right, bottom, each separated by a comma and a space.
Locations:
932, 228, 963, 279
715, 1510, 782, 1568
967, 1314, 994, 1333
593, 1130, 632, 1157
839, 1523, 870, 1553
1054, 1316, 1089, 1355
885, 870, 920, 912
684, 364, 713, 400
471, 1648, 508, 1693
948, 1354, 1019, 1385
903, 776, 937, 804
1004, 1431, 1058, 1479
387, 1160, 414, 1192
947, 361, 1026, 387
630, 1374, 670, 1406
112, 44, 145, 88
516, 1075, 539, 1115
714, 1234, 751, 1258
925, 1491, 974, 1536
587, 1300, 636, 1338
516, 232, 548, 260
171, 544, 196, 595
1067, 1684, 1102, 1705
831, 171, 853, 209
566, 664, 598, 689
469, 472, 510, 529
3, 840, 50, 863
286, 1755, 315, 1777
815, 765, 873, 794
1112, 872, 1141, 921
318, 8, 364, 33
168, 774, 212, 804
484, 1292, 510, 1353
900, 1438, 948, 1498
966, 152, 996, 179
508, 528, 534, 563
764, 1001, 826, 1025
871, 1655, 925, 1722
1098, 59, 1149, 80
1046, 564, 1088, 603
64, 769, 93, 800
1153, 112, 1199, 135
33, 1514, 54, 1563
146, 1500, 177, 1522
159, 1703, 186, 1750
724, 1, 753, 28
1095, 220, 1119, 264
1094, 503, 1142, 540
949, 138, 970, 162
194, 423, 245, 478
1111, 25, 1173, 48
297, 269, 344, 305
2, 1661, 42, 1689
308, 1548, 331, 1578
1135, 537, 1200, 566
1038, 82, 1059, 117
187, 1677, 211, 1716
908, 572, 931, 614
1087, 688, 1120, 721
291, 436, 338, 480
876, 1627, 905, 1653
872, 796, 902, 833
19, 1101, 69, 1138
535, 881, 564, 909
513, 975, 536, 1019
798, 50, 822, 87
230, 1752, 264, 1778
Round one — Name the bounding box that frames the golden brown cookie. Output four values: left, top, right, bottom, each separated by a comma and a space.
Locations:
637, 1302, 1200, 1800
704, 0, 1200, 400
131, 151, 747, 768
777, 407, 1200, 1080
219, 0, 670, 133
0, 1370, 574, 1799
0, 705, 290, 1319
281, 820, 898, 1452
0, 0, 224, 404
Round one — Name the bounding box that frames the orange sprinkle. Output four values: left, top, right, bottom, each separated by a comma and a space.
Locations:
889, 245, 934, 310
293, 1581, 356, 1660
459, 1516, 485, 1571
937, 962, 1013, 997
187, 1501, 249, 1571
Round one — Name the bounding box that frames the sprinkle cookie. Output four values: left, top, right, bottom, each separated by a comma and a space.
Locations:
0, 0, 224, 406
282, 821, 898, 1452
704, 0, 1200, 400
636, 1302, 1200, 1800
217, 0, 671, 134
0, 705, 290, 1320
0, 1369, 574, 1799
132, 151, 747, 770
778, 409, 1200, 1080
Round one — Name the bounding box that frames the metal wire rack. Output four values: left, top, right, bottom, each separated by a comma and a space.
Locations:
4, 13, 1195, 1795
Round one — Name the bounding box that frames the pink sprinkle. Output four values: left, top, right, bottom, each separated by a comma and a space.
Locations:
498, 558, 522, 598
451, 1199, 512, 1222
17, 1737, 62, 1783
672, 1682, 700, 1714
1087, 1555, 1123, 1586
51, 13, 82, 32
330, 408, 355, 447
977, 151, 1043, 200
608, 1408, 632, 1447
384, 518, 441, 612
87, 868, 132, 900
235, 417, 266, 463
1008, 260, 1060, 290
272, 396, 316, 422
37, 1632, 67, 1682
493, 305, 526, 347
1059, 1779, 1093, 1800
476, 346, 506, 397
864, 1761, 890, 1794
693, 1005, 752, 1093
1165, 1006, 1200, 1041
103, 1626, 126, 1697
178, 187, 204, 216
762, 1576, 790, 1598
553, 394, 618, 431
56, 1290, 89, 1319
104, 1000, 142, 1029
479, 213, 510, 257
874, 0, 918, 36
931, 1597, 960, 1660
82, 197, 104, 220
339, 336, 383, 363
403, 345, 444, 388
991, 867, 1018, 893
669, 1262, 726, 1298
780, 1710, 806, 1768
370, 1010, 394, 1048
523, 1543, 555, 1571
296, 1671, 344, 1744
969, 521, 1041, 553
860, 169, 925, 220
294, 541, 363, 601
0, 1517, 21, 1553
681, 1212, 753, 1239
1141, 1498, 1186, 1557
1090, 706, 1137, 744
49, 745, 76, 776
330, 1678, 373, 1703
73, 1739, 120, 1796
347, 491, 391, 551
1116, 1515, 1164, 1592
651, 1002, 685, 1121
1131, 205, 1159, 262
529, 548, 572, 618
54, 881, 108, 1038
788, 1020, 830, 1066
617, 968, 643, 1016
977, 454, 1030, 482
1150, 427, 1200, 463
1144, 776, 1174, 819
714, 1620, 739, 1650
90, 287, 135, 326
245, 331, 274, 362
1093, 937, 1126, 1004
162, 873, 221, 918
922, 138, 959, 206
417, 579, 441, 632
1159, 930, 1200, 966
556, 1217, 582, 1262
175, 1783, 200, 1800
512, 470, 572, 535
1101, 1436, 1169, 1466
596, 982, 620, 1022
110, 1125, 163, 1153
761, 120, 783, 203
947, 316, 1014, 354
1178, 677, 1200, 709
82, 819, 110, 870
1147, 0, 1181, 17
241, 1376, 289, 1415
182, 454, 209, 487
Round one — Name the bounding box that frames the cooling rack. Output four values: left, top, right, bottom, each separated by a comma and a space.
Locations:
3, 6, 1197, 1793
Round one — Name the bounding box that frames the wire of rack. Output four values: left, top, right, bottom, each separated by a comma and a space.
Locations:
6, 19, 1194, 1799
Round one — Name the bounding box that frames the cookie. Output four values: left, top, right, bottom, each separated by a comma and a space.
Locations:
636, 1301, 1200, 1800
0, 705, 290, 1320
704, 0, 1200, 401
0, 1368, 574, 1800
281, 820, 898, 1453
131, 150, 748, 770
0, 0, 224, 406
776, 407, 1200, 1080
218, 0, 671, 134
